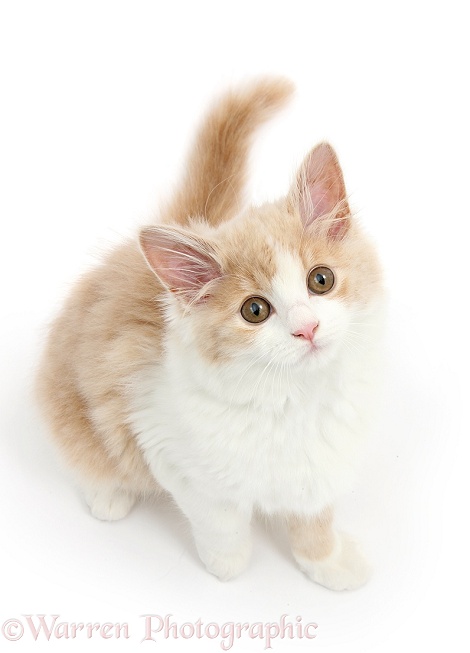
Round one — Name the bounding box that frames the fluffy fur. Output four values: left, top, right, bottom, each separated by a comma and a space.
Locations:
37, 77, 384, 590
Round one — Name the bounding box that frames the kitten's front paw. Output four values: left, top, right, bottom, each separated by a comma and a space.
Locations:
295, 533, 371, 591
85, 487, 136, 521
196, 539, 252, 581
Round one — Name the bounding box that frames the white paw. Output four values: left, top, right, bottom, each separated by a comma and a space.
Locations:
85, 487, 136, 521
295, 532, 371, 591
196, 539, 252, 581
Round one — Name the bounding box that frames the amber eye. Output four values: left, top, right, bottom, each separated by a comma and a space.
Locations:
307, 266, 335, 295
241, 297, 271, 324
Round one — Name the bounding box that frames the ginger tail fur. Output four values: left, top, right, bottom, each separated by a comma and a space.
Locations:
164, 77, 294, 227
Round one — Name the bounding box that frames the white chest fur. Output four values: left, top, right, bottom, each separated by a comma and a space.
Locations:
129, 328, 380, 517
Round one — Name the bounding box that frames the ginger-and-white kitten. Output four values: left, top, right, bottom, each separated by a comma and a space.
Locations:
37, 78, 384, 590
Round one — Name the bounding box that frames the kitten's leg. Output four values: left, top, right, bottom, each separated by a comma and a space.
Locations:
172, 488, 252, 581
192, 503, 252, 582
84, 483, 137, 522
288, 507, 371, 590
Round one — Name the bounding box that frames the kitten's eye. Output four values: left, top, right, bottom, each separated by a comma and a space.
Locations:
307, 266, 335, 295
240, 297, 271, 324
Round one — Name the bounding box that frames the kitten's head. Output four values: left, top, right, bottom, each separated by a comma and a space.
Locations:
140, 143, 382, 372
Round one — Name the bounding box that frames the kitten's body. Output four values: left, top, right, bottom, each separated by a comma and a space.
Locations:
37, 78, 384, 590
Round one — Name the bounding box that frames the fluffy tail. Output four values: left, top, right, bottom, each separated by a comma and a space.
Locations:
164, 77, 295, 227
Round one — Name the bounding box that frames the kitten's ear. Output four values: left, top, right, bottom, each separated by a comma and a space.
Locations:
289, 142, 350, 238
139, 226, 223, 302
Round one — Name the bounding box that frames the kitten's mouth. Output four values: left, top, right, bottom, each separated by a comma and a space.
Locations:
309, 341, 324, 353
297, 339, 325, 359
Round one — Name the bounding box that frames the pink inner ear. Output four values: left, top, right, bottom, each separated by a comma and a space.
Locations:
301, 178, 338, 224
140, 228, 222, 297
161, 244, 220, 288
298, 143, 350, 232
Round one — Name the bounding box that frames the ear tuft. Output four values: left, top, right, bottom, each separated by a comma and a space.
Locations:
291, 142, 351, 238
139, 226, 223, 303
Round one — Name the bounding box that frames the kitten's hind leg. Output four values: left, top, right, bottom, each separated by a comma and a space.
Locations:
288, 507, 371, 591
84, 484, 137, 522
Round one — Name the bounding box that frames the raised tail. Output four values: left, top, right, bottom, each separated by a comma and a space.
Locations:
164, 77, 295, 227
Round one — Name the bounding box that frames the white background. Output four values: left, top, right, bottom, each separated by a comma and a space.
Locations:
0, 1, 468, 651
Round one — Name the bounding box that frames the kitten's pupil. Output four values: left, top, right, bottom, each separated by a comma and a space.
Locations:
251, 302, 261, 316
316, 273, 326, 286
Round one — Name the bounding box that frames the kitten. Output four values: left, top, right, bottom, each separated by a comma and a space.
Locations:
37, 78, 384, 590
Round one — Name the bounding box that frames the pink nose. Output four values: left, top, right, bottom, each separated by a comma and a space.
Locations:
292, 321, 319, 342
